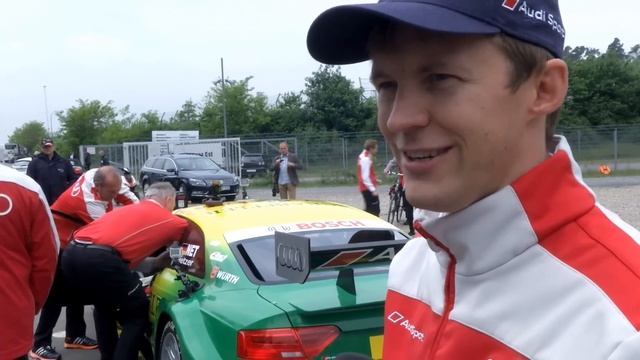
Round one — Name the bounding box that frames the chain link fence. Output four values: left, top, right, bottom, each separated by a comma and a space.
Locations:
558, 124, 640, 173
79, 124, 640, 183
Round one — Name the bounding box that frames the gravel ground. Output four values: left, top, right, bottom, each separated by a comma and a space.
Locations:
245, 177, 640, 230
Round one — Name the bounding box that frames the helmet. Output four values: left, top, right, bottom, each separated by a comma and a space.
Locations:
122, 167, 131, 175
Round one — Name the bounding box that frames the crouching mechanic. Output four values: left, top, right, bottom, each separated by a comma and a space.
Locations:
31, 166, 137, 360
308, 0, 640, 359
61, 182, 188, 360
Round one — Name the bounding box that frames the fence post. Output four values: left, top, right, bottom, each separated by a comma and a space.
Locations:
613, 128, 618, 171
577, 130, 581, 159
342, 138, 347, 170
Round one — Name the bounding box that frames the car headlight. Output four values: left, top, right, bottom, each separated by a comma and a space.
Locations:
188, 178, 207, 186
233, 176, 240, 184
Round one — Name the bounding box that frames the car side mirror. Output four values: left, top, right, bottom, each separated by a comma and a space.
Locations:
166, 168, 176, 173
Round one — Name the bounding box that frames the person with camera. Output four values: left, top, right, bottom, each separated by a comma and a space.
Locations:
272, 142, 302, 200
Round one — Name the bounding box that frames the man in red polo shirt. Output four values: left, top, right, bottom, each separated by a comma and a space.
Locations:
31, 166, 136, 360
0, 166, 58, 360
61, 182, 189, 360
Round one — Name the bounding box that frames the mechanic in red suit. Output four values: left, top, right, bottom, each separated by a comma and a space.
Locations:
0, 166, 58, 360
62, 182, 189, 360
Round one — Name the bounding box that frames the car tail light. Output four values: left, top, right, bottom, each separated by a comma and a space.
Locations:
237, 326, 340, 360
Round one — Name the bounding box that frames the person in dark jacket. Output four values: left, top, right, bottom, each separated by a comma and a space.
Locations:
27, 138, 77, 205
99, 150, 110, 166
83, 150, 92, 170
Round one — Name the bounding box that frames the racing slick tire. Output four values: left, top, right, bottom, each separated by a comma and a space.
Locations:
159, 320, 182, 360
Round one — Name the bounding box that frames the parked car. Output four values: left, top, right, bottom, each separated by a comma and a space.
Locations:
12, 157, 31, 173
149, 200, 408, 360
140, 154, 240, 202
240, 153, 267, 178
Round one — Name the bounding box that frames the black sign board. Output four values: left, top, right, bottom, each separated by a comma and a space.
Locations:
275, 231, 310, 284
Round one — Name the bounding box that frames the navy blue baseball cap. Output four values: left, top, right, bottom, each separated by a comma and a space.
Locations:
307, 0, 565, 65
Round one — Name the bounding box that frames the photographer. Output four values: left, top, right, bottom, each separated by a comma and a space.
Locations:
272, 142, 302, 200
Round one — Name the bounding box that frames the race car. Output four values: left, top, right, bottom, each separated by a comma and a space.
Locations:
148, 199, 409, 360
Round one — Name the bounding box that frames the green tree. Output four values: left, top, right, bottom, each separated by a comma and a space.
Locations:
57, 99, 117, 155
563, 53, 640, 126
269, 92, 308, 133
200, 77, 272, 137
170, 99, 200, 131
8, 121, 48, 154
605, 38, 626, 59
304, 65, 375, 132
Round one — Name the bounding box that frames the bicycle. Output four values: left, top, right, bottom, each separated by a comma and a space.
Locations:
386, 173, 405, 224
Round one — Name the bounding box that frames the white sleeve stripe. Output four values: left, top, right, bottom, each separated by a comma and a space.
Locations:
0, 167, 59, 252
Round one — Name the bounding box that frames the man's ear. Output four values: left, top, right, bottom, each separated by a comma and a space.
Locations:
530, 59, 568, 117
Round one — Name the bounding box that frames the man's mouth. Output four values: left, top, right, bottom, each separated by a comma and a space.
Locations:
405, 147, 450, 161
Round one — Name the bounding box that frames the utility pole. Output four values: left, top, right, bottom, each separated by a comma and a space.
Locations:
221, 57, 228, 138
43, 85, 50, 135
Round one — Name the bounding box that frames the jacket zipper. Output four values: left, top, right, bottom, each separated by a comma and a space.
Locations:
415, 222, 457, 360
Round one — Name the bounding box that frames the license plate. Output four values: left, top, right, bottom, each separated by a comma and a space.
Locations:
221, 185, 230, 191
369, 335, 383, 360
247, 169, 256, 172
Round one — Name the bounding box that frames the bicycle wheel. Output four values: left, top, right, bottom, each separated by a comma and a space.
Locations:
387, 190, 396, 223
391, 192, 402, 224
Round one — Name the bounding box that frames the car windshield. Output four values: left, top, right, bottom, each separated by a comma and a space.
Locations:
175, 157, 221, 171
243, 155, 262, 162
232, 228, 407, 284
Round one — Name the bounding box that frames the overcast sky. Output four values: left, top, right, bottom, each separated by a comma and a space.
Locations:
1, 0, 639, 145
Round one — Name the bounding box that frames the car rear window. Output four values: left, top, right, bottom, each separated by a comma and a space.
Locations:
231, 228, 407, 284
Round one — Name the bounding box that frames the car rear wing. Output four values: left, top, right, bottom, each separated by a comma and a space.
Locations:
275, 231, 408, 294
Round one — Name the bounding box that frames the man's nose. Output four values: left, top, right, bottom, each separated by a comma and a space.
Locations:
386, 91, 430, 132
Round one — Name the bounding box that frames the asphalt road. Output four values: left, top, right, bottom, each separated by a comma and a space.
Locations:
36, 178, 640, 359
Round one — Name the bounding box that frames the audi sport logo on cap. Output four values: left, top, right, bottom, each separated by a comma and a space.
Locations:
502, 0, 520, 10
500, 0, 565, 39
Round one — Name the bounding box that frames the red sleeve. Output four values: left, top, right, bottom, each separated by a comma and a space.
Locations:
29, 193, 58, 312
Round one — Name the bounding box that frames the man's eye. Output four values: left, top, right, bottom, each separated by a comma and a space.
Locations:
375, 81, 396, 92
427, 74, 455, 83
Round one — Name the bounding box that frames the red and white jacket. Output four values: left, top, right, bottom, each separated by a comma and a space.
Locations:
358, 150, 378, 193
0, 167, 58, 359
384, 136, 640, 359
51, 168, 138, 247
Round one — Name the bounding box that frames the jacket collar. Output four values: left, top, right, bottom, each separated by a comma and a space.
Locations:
415, 136, 596, 276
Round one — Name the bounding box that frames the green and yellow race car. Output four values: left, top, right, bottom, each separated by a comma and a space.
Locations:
149, 200, 408, 360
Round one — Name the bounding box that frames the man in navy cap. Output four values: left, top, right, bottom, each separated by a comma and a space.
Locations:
308, 1, 640, 358
27, 138, 76, 205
